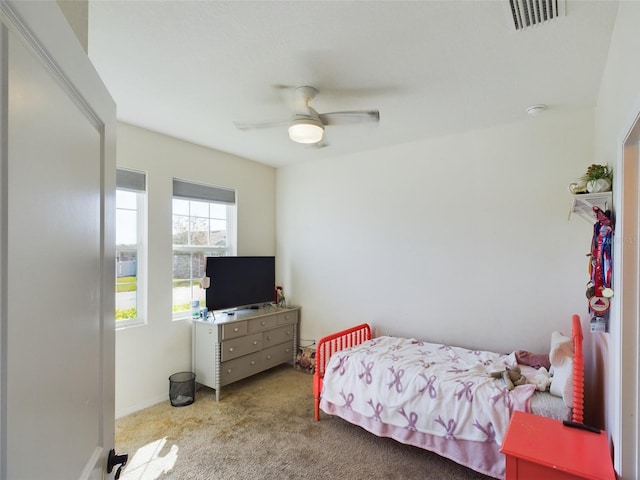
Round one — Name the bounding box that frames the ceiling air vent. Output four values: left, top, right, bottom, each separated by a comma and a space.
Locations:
506, 0, 565, 31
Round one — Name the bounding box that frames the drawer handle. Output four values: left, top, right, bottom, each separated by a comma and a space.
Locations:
229, 347, 235, 352
227, 369, 232, 373
250, 360, 256, 365
285, 348, 290, 353
208, 329, 212, 334
267, 336, 272, 341
261, 321, 266, 326
233, 327, 239, 332
253, 341, 258, 345
266, 355, 271, 360
286, 331, 291, 336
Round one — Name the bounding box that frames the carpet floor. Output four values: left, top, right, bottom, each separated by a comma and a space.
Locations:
116, 365, 493, 479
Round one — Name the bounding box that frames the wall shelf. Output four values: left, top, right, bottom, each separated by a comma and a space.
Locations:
568, 192, 613, 223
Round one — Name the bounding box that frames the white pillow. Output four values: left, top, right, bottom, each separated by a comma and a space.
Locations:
549, 330, 574, 407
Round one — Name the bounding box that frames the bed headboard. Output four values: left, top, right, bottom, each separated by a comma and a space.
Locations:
571, 313, 584, 423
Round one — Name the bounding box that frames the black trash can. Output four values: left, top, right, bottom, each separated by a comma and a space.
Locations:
169, 372, 196, 407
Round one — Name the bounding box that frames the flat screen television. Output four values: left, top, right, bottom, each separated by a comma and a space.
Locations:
205, 256, 275, 311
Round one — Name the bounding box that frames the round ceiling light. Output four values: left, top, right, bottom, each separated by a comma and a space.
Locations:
288, 118, 324, 144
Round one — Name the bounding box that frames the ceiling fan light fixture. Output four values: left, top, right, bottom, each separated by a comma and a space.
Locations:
288, 118, 324, 144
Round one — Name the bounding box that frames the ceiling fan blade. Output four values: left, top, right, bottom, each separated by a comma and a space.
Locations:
233, 119, 289, 131
319, 110, 380, 126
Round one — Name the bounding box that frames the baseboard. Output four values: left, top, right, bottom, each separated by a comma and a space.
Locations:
116, 393, 168, 419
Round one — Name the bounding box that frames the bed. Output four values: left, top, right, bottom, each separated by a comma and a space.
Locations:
313, 314, 584, 479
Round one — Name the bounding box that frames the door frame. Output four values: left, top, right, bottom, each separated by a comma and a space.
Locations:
614, 105, 640, 480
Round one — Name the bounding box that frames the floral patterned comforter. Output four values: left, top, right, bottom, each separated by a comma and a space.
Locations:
320, 336, 535, 445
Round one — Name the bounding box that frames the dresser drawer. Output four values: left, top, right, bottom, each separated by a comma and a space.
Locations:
277, 310, 298, 325
219, 351, 261, 386
221, 321, 247, 340
247, 315, 277, 333
263, 325, 294, 348
261, 343, 294, 369
221, 333, 262, 361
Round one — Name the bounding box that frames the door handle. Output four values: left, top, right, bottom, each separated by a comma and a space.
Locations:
107, 448, 128, 480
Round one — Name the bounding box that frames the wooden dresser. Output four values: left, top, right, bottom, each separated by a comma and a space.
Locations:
192, 306, 299, 401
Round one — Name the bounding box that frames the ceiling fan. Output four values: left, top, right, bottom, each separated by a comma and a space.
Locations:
233, 86, 380, 145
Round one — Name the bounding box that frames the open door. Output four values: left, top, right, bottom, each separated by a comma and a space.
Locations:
0, 1, 117, 478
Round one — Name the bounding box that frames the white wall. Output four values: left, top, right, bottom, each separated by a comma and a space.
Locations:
115, 123, 276, 417
278, 109, 594, 355
593, 2, 640, 478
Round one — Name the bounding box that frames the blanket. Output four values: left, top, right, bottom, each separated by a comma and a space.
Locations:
321, 336, 535, 445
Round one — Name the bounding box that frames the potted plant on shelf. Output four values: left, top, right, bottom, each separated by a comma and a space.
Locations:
582, 164, 613, 193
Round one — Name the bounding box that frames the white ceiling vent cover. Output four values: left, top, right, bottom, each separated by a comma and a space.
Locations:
506, 0, 566, 31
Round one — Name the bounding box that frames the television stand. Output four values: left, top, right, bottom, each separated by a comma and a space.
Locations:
192, 305, 300, 401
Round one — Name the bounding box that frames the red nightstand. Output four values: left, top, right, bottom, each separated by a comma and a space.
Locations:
501, 411, 616, 480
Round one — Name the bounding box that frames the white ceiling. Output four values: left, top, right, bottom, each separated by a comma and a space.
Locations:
87, 0, 619, 168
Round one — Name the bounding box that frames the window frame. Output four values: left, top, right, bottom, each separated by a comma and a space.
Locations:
172, 179, 236, 321
115, 168, 147, 329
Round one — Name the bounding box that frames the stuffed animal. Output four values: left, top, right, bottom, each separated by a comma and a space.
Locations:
489, 365, 527, 391
527, 367, 551, 392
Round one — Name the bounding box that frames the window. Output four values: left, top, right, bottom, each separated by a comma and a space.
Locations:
116, 168, 147, 327
172, 179, 236, 319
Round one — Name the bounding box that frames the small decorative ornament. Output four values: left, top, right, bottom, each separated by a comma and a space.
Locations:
587, 178, 612, 193
585, 281, 595, 299
275, 285, 286, 307
601, 287, 614, 298
589, 296, 610, 315
569, 181, 588, 194
581, 164, 613, 193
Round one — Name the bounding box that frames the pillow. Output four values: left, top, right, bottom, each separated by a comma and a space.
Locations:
549, 331, 574, 408
515, 350, 551, 370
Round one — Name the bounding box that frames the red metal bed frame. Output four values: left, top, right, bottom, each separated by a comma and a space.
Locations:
571, 313, 584, 423
313, 323, 371, 421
